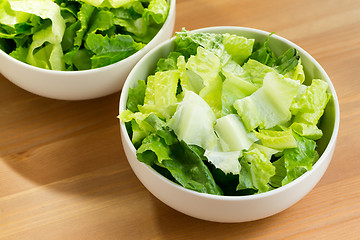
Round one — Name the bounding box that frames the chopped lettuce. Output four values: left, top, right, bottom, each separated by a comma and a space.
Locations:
291, 79, 331, 125
214, 114, 254, 152
186, 47, 223, 117
238, 148, 276, 193
223, 33, 254, 65
85, 33, 144, 68
204, 149, 242, 175
0, 0, 170, 70
167, 91, 218, 150
139, 69, 179, 119
120, 30, 331, 196
254, 129, 297, 150
234, 71, 300, 131
282, 133, 317, 185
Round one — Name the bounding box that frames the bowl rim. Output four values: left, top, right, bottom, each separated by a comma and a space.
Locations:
0, 0, 176, 75
119, 26, 340, 201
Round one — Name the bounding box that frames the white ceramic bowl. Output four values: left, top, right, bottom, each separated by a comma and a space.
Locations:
119, 26, 340, 223
0, 0, 175, 100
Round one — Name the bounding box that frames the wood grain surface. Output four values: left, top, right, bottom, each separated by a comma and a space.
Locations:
1, 0, 360, 239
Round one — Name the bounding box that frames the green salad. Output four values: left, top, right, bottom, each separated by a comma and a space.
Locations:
0, 0, 169, 70
120, 29, 331, 196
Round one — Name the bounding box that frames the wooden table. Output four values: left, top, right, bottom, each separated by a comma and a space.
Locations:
1, 0, 360, 239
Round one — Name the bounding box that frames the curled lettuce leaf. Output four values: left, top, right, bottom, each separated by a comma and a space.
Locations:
291, 79, 330, 125
234, 71, 300, 131
254, 129, 297, 150
85, 33, 144, 68
214, 114, 254, 152
282, 133, 317, 185
223, 33, 254, 65
143, 0, 169, 25
238, 148, 276, 193
204, 149, 242, 175
138, 69, 179, 119
186, 47, 223, 117
167, 91, 218, 150
221, 66, 257, 115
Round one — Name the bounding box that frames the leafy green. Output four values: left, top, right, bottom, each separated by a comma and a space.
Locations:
214, 114, 254, 152
139, 69, 179, 119
120, 30, 331, 196
238, 148, 276, 193
143, 0, 169, 25
161, 142, 222, 195
85, 33, 144, 68
291, 79, 330, 125
250, 33, 301, 76
223, 33, 254, 65
126, 79, 146, 112
186, 46, 223, 117
250, 33, 276, 66
282, 133, 317, 185
0, 0, 170, 70
254, 129, 297, 150
167, 91, 218, 150
155, 51, 181, 72
204, 149, 242, 175
234, 71, 300, 131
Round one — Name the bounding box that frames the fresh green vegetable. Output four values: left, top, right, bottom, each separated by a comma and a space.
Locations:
0, 0, 170, 70
119, 29, 331, 196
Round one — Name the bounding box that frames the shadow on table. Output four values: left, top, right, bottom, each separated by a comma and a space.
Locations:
148, 195, 283, 239
147, 194, 281, 240
1, 90, 130, 196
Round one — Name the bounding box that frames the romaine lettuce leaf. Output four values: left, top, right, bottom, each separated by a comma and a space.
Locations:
250, 33, 301, 77
87, 10, 114, 34
161, 141, 223, 195
242, 59, 275, 87
291, 79, 330, 125
137, 133, 172, 165
204, 149, 242, 175
275, 48, 300, 75
284, 58, 305, 83
290, 122, 323, 140
0, 0, 30, 27
155, 51, 181, 72
176, 55, 199, 93
223, 33, 254, 65
143, 0, 169, 24
214, 114, 254, 152
221, 67, 257, 115
254, 128, 297, 150
234, 71, 300, 131
175, 29, 241, 71
138, 70, 179, 119
269, 156, 286, 188
85, 33, 144, 68
237, 148, 276, 193
167, 91, 218, 150
282, 133, 317, 185
186, 47, 223, 117
126, 79, 146, 112
250, 33, 276, 66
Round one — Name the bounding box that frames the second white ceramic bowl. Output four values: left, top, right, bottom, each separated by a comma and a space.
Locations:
0, 0, 176, 100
